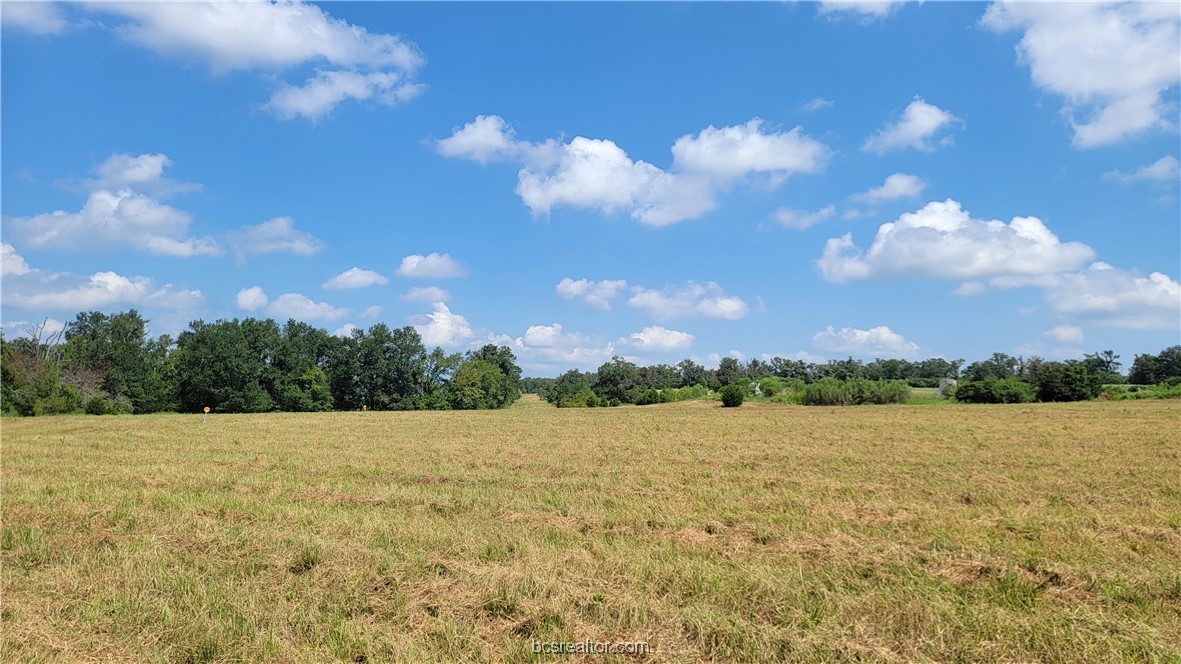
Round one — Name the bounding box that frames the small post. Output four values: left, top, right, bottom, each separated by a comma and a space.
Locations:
202, 406, 210, 426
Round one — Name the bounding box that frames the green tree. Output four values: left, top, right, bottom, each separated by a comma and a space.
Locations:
467, 344, 522, 408
594, 356, 643, 404
449, 359, 506, 409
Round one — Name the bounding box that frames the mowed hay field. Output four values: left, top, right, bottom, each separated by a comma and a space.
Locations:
3, 398, 1180, 663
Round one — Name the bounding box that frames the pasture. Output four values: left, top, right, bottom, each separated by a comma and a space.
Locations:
3, 398, 1179, 662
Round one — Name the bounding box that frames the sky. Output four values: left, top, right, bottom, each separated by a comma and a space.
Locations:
1, 1, 1179, 376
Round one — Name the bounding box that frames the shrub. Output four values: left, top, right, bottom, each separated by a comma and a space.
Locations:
757, 377, 783, 398
953, 377, 1035, 404
800, 378, 910, 406
719, 384, 745, 407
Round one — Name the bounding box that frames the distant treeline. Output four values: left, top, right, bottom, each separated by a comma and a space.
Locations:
1, 310, 521, 416
527, 347, 1181, 407
3, 309, 1179, 416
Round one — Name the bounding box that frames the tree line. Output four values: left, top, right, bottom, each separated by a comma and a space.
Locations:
2, 308, 1178, 416
532, 347, 1181, 408
1, 310, 521, 416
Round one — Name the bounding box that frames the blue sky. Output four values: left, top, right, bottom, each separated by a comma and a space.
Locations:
2, 1, 1178, 375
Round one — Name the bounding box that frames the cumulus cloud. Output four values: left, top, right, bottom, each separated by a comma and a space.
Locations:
862, 98, 961, 154
982, 2, 1180, 148
852, 173, 927, 203
322, 267, 389, 290
2, 243, 31, 276
523, 323, 565, 347
627, 282, 749, 321
437, 115, 830, 225
6, 153, 221, 257
412, 302, 474, 346
265, 70, 424, 122
1041, 262, 1180, 330
236, 286, 269, 311
769, 205, 835, 230
83, 153, 202, 197
226, 216, 325, 259
628, 326, 695, 352
333, 323, 359, 338
485, 325, 618, 373
1044, 325, 1084, 345
400, 286, 450, 303
86, 2, 425, 120
816, 199, 1094, 283
555, 277, 629, 310
395, 253, 466, 278
3, 269, 203, 312
812, 325, 920, 359
267, 292, 347, 322
360, 305, 383, 319
1, 2, 68, 34
1105, 155, 1181, 184
234, 286, 345, 322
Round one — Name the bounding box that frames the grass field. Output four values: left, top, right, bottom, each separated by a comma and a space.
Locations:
3, 397, 1180, 662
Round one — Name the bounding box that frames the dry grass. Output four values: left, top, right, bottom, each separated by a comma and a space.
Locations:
3, 397, 1179, 662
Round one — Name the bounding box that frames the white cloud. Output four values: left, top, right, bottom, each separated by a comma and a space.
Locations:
6, 154, 220, 257
627, 282, 749, 321
852, 173, 927, 203
235, 286, 268, 311
322, 267, 389, 290
818, 1, 906, 18
435, 115, 531, 164
555, 277, 629, 310
1105, 156, 1181, 184
817, 199, 1095, 283
0, 318, 66, 338
267, 293, 347, 322
1041, 262, 1180, 331
670, 119, 831, 181
412, 302, 474, 347
360, 305, 382, 319
812, 325, 920, 359
523, 323, 564, 347
395, 253, 466, 278
333, 323, 359, 338
2, 243, 30, 276
982, 2, 1180, 148
437, 115, 830, 226
628, 326, 695, 352
769, 205, 836, 230
862, 98, 961, 154
265, 70, 424, 122
85, 153, 202, 197
226, 216, 325, 258
1044, 325, 1084, 345
400, 286, 450, 303
3, 269, 203, 312
953, 281, 987, 297
485, 325, 618, 373
803, 97, 834, 111
234, 286, 345, 321
1, 2, 67, 35
88, 2, 425, 120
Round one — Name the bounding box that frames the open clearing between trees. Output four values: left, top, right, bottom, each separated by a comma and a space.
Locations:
3, 398, 1179, 662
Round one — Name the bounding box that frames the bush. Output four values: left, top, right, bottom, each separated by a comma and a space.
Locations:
800, 378, 910, 406
757, 377, 783, 398
953, 377, 1035, 404
719, 384, 745, 407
